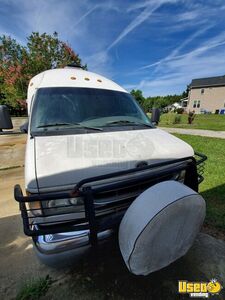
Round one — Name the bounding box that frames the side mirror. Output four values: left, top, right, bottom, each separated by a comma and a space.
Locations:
20, 121, 29, 133
0, 105, 13, 132
151, 108, 160, 125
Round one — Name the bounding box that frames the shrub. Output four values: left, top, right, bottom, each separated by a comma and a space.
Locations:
176, 108, 184, 114
173, 115, 181, 124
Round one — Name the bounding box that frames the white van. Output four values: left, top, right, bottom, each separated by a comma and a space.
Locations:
14, 65, 206, 265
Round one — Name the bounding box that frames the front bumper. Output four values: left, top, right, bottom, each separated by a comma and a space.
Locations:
34, 229, 113, 265
15, 152, 207, 257
35, 229, 113, 254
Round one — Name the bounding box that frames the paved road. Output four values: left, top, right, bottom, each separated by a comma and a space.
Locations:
160, 127, 225, 139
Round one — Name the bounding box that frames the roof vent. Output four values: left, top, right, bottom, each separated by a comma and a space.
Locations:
64, 63, 83, 69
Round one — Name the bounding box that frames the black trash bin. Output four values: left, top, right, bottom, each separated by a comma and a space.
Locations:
0, 105, 13, 131
151, 108, 160, 125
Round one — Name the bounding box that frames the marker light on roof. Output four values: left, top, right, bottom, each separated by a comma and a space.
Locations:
70, 76, 76, 80
97, 79, 102, 82
30, 82, 34, 86
84, 77, 90, 81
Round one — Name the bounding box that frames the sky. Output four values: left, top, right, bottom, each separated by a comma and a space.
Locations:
1, 0, 225, 96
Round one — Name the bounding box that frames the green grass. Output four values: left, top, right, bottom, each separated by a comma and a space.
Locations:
16, 275, 52, 300
175, 134, 225, 230
157, 113, 225, 131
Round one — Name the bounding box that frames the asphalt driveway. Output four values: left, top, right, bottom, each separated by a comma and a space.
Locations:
0, 135, 64, 298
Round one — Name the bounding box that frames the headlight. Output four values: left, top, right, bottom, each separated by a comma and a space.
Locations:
27, 191, 42, 216
44, 197, 84, 216
48, 196, 83, 208
28, 196, 84, 217
28, 200, 42, 216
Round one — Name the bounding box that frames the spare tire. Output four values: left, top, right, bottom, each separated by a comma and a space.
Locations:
119, 181, 205, 275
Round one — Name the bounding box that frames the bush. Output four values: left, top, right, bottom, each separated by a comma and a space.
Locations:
176, 108, 184, 114
173, 115, 181, 124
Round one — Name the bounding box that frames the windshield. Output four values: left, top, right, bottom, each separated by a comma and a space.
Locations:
30, 87, 152, 133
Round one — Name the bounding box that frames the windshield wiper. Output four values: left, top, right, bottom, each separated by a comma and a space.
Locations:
37, 122, 103, 131
37, 123, 73, 128
105, 120, 152, 128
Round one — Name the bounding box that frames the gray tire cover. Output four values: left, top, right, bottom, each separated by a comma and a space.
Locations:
119, 181, 205, 275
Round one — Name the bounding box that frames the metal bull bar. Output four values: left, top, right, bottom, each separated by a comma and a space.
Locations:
14, 152, 207, 245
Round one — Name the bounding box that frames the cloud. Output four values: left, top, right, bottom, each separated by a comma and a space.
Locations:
84, 0, 181, 77
0, 0, 91, 42
1, 0, 225, 96
0, 0, 120, 76
128, 31, 225, 96
140, 24, 214, 71
85, 50, 113, 77
71, 5, 99, 28
176, 11, 200, 21
107, 0, 178, 50
127, 1, 157, 12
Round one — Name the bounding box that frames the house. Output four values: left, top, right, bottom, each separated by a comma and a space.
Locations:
187, 75, 225, 114
179, 97, 188, 110
171, 102, 182, 111
164, 102, 182, 112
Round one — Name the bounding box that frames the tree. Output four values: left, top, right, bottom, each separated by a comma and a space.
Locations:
144, 93, 186, 111
0, 32, 85, 112
0, 36, 26, 109
130, 89, 145, 107
181, 86, 189, 98
129, 89, 188, 112
25, 32, 85, 76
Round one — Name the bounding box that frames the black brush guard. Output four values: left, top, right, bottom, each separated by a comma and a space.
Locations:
14, 152, 207, 245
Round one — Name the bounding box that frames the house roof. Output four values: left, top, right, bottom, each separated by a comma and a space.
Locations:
180, 97, 188, 102
190, 75, 225, 88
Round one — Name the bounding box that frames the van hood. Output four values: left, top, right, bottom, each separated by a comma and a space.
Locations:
30, 128, 194, 192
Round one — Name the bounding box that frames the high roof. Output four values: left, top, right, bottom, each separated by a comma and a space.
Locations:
190, 75, 225, 88
26, 67, 128, 115
30, 67, 126, 92
27, 67, 127, 100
